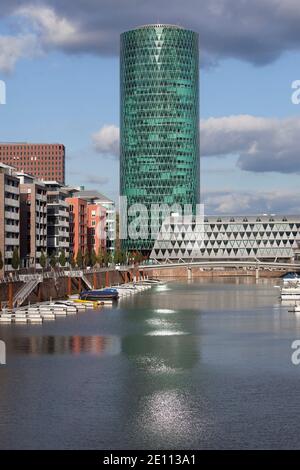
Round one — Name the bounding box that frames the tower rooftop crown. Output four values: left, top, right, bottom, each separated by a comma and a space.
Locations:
132, 24, 184, 30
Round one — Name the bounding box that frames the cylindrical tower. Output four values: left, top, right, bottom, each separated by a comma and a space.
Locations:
120, 24, 199, 253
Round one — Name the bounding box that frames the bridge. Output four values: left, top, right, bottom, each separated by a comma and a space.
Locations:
140, 260, 300, 271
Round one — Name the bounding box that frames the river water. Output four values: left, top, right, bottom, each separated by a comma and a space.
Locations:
0, 277, 300, 449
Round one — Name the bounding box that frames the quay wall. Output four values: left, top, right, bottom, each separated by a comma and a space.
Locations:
0, 270, 124, 308
146, 267, 284, 279
0, 266, 286, 309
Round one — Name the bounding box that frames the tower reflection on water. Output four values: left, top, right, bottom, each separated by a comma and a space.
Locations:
121, 291, 201, 444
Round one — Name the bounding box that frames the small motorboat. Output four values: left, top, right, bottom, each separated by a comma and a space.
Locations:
282, 272, 300, 285
288, 303, 300, 313
80, 288, 119, 302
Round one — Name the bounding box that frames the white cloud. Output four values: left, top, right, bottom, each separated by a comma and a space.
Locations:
92, 125, 120, 158
200, 115, 300, 173
83, 174, 109, 185
2, 0, 300, 69
0, 4, 87, 72
203, 189, 300, 215
16, 5, 79, 48
0, 34, 40, 73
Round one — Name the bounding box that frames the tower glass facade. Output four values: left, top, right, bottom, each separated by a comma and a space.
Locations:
120, 24, 199, 252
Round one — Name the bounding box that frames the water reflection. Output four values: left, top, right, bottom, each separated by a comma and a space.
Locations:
1, 277, 299, 449
145, 317, 188, 336
155, 309, 177, 314
122, 292, 204, 445
11, 335, 121, 356
132, 278, 282, 312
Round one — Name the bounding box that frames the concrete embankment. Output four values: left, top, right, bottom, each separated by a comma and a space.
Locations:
146, 267, 284, 279
0, 270, 127, 309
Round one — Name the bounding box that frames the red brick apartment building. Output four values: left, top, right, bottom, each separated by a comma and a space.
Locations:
87, 204, 106, 255
0, 143, 65, 184
66, 197, 107, 260
66, 197, 87, 258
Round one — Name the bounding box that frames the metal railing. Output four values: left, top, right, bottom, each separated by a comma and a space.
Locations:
0, 265, 135, 284
13, 278, 42, 308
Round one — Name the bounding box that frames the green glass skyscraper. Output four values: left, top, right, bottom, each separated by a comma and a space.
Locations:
120, 24, 199, 252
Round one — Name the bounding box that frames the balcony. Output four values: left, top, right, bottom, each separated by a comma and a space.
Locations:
36, 193, 47, 202
5, 238, 19, 246
58, 210, 68, 218
5, 184, 19, 195
5, 225, 19, 233
5, 198, 19, 208
5, 211, 19, 221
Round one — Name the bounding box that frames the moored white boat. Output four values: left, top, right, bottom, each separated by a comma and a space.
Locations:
288, 302, 300, 312
280, 285, 300, 300
27, 315, 43, 323
41, 313, 56, 320
0, 314, 13, 323
283, 273, 300, 286
14, 312, 28, 323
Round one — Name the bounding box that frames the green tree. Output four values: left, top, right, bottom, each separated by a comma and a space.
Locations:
97, 246, 104, 266
11, 247, 20, 270
121, 251, 128, 265
84, 249, 90, 267
69, 253, 76, 268
58, 250, 66, 267
113, 249, 121, 264
132, 251, 144, 264
0, 250, 3, 271
39, 250, 47, 269
104, 251, 112, 266
90, 249, 97, 267
76, 249, 84, 268
50, 252, 57, 268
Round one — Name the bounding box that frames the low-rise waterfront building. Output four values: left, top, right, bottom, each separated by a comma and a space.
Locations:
150, 214, 300, 262
87, 204, 106, 256
44, 181, 69, 261
0, 163, 20, 276
66, 197, 87, 260
71, 189, 116, 255
18, 172, 47, 269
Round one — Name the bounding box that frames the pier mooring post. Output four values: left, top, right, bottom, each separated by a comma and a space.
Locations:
93, 272, 97, 289
37, 284, 42, 302
105, 271, 110, 287
67, 277, 72, 296
8, 282, 13, 310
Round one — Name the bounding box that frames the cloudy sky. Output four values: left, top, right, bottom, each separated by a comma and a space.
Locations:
0, 0, 300, 214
